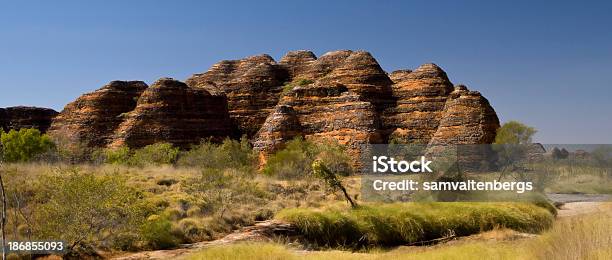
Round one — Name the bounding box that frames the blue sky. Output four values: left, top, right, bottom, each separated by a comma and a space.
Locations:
1, 0, 611, 143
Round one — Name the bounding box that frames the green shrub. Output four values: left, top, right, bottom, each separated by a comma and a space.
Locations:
281, 78, 314, 96
129, 143, 179, 167
177, 218, 209, 242
263, 137, 352, 179
177, 136, 256, 171
101, 146, 131, 165
163, 207, 186, 221
156, 177, 179, 186
92, 143, 179, 167
32, 170, 146, 252
184, 168, 268, 218
0, 128, 55, 162
140, 215, 179, 249
495, 121, 537, 144
277, 202, 554, 247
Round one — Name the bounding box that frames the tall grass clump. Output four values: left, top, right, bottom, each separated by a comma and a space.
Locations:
528, 205, 612, 259
277, 202, 554, 247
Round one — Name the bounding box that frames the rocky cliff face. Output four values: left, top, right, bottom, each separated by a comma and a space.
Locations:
0, 106, 58, 133
252, 50, 391, 162
382, 64, 454, 144
48, 81, 148, 147
186, 55, 290, 138
43, 49, 499, 163
251, 51, 499, 163
429, 85, 499, 145
49, 79, 233, 149
110, 78, 233, 149
252, 105, 302, 155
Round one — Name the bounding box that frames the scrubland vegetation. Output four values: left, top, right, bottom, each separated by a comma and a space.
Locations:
0, 131, 360, 256
0, 127, 610, 258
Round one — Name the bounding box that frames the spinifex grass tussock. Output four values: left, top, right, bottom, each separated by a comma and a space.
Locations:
276, 202, 554, 247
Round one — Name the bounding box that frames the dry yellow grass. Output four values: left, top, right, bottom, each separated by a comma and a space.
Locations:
527, 203, 612, 260
186, 203, 612, 260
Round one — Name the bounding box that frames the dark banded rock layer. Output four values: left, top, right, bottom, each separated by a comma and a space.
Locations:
0, 106, 58, 133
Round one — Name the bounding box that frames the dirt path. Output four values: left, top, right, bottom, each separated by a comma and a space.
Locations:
548, 193, 610, 217
110, 198, 608, 260
556, 201, 605, 217
110, 220, 295, 260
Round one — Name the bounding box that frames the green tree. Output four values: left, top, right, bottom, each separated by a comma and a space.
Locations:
311, 160, 357, 208
552, 148, 571, 160
591, 145, 612, 167
129, 143, 179, 167
494, 121, 537, 144
0, 129, 55, 162
551, 147, 563, 160
493, 121, 537, 181
263, 137, 352, 179
560, 148, 570, 159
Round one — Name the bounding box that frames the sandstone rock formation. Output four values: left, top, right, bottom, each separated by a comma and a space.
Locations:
48, 81, 148, 147
426, 85, 500, 171
251, 50, 392, 162
250, 51, 499, 165
383, 64, 454, 144
252, 105, 302, 154
49, 78, 233, 149
186, 55, 289, 138
44, 49, 499, 165
109, 78, 233, 149
429, 85, 499, 145
0, 106, 58, 133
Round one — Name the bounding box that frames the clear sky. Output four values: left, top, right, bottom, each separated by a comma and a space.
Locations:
1, 0, 611, 143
